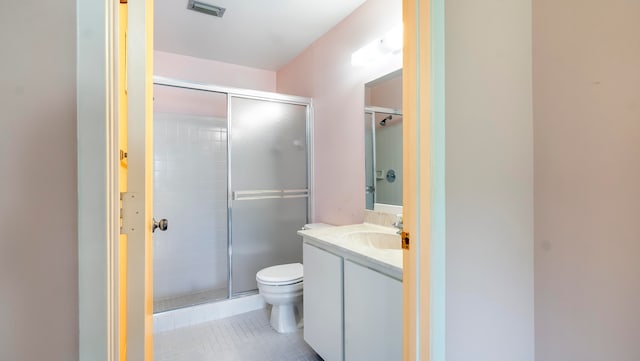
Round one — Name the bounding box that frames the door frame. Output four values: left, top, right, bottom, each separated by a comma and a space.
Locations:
77, 0, 120, 359
77, 0, 445, 360
77, 0, 154, 359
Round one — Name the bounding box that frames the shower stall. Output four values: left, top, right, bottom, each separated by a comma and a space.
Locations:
152, 77, 312, 313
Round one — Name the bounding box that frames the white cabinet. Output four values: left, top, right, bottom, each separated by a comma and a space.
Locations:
303, 243, 343, 361
303, 238, 402, 361
344, 260, 402, 361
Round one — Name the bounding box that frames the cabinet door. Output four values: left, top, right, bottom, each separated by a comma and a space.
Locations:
344, 260, 402, 361
303, 243, 343, 361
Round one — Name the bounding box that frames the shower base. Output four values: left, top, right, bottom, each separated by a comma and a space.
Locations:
154, 287, 228, 313
153, 292, 265, 333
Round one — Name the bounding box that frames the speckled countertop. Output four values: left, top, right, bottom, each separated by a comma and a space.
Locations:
298, 223, 403, 281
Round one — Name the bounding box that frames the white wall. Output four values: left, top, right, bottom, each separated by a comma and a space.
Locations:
533, 1, 640, 360
445, 1, 534, 360
0, 0, 78, 360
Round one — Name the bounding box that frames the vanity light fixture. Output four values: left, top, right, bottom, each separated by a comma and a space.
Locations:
351, 24, 403, 66
187, 0, 226, 18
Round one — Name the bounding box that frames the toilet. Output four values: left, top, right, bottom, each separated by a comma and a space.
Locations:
256, 223, 331, 334
256, 263, 304, 333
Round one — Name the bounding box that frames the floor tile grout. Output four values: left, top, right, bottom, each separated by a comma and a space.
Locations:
154, 308, 323, 361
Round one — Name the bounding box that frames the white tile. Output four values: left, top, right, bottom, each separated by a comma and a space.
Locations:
154, 309, 321, 361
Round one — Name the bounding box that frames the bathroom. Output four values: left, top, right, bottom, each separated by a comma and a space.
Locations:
6, 0, 640, 358
151, 0, 403, 359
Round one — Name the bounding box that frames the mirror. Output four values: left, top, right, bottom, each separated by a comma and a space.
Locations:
364, 69, 403, 210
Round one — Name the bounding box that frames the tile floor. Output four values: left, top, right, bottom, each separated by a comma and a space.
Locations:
154, 308, 323, 361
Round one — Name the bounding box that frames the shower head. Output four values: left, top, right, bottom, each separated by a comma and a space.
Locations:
379, 115, 392, 126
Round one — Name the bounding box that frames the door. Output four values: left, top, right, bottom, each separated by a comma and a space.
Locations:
152, 85, 230, 312
228, 96, 309, 295
365, 111, 376, 209
402, 0, 445, 360
124, 0, 154, 359
118, 1, 129, 358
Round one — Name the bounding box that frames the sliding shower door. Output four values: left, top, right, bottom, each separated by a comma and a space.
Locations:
152, 77, 311, 309
229, 96, 309, 295
364, 111, 375, 209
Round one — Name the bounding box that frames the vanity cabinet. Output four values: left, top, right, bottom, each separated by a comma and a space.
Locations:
303, 239, 402, 361
344, 260, 402, 361
303, 243, 343, 361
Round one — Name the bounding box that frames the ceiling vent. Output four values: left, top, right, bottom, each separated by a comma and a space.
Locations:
187, 0, 226, 18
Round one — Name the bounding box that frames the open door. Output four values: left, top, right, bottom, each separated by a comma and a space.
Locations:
402, 0, 445, 360
122, 0, 155, 359
118, 1, 129, 358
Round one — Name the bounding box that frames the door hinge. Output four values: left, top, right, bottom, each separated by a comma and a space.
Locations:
401, 231, 410, 250
120, 192, 142, 235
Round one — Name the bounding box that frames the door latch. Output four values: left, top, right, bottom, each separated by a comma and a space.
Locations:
401, 231, 410, 250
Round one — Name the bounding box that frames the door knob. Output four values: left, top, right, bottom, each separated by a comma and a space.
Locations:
153, 218, 168, 233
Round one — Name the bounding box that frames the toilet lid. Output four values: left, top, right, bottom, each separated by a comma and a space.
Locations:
256, 263, 303, 284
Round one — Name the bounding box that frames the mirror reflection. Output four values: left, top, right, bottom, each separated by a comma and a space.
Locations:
364, 69, 403, 210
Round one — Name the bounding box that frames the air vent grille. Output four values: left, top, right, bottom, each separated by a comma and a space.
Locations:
187, 0, 226, 18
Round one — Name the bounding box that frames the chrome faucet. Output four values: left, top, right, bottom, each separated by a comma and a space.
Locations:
392, 214, 403, 234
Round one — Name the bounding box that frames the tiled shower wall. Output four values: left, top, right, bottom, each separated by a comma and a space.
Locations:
153, 112, 228, 301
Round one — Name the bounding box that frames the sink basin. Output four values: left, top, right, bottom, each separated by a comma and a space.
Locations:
341, 231, 401, 250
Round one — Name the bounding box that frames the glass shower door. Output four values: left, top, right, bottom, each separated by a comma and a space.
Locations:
229, 96, 309, 295
152, 84, 229, 312
365, 111, 375, 209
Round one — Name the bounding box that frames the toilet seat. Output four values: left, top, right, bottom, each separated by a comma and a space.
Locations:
256, 263, 303, 286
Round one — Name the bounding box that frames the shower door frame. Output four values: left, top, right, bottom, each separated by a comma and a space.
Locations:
153, 76, 314, 303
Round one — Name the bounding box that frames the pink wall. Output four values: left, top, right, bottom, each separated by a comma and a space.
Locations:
277, 0, 401, 225
155, 50, 277, 92
154, 50, 277, 120
534, 0, 640, 359
154, 84, 228, 118
0, 0, 78, 359
367, 74, 402, 110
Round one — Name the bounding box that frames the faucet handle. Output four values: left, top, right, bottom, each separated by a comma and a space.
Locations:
392, 214, 403, 228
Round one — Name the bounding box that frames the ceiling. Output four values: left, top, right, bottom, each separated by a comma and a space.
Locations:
154, 0, 368, 71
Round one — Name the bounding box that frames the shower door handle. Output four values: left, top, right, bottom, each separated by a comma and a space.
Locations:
153, 218, 168, 233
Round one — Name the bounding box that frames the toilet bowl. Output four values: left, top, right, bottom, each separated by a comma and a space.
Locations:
256, 223, 332, 333
256, 263, 304, 333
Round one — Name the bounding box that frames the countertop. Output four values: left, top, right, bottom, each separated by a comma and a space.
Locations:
298, 223, 403, 281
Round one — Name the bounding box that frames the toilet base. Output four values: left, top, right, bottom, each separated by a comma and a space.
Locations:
270, 303, 300, 333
